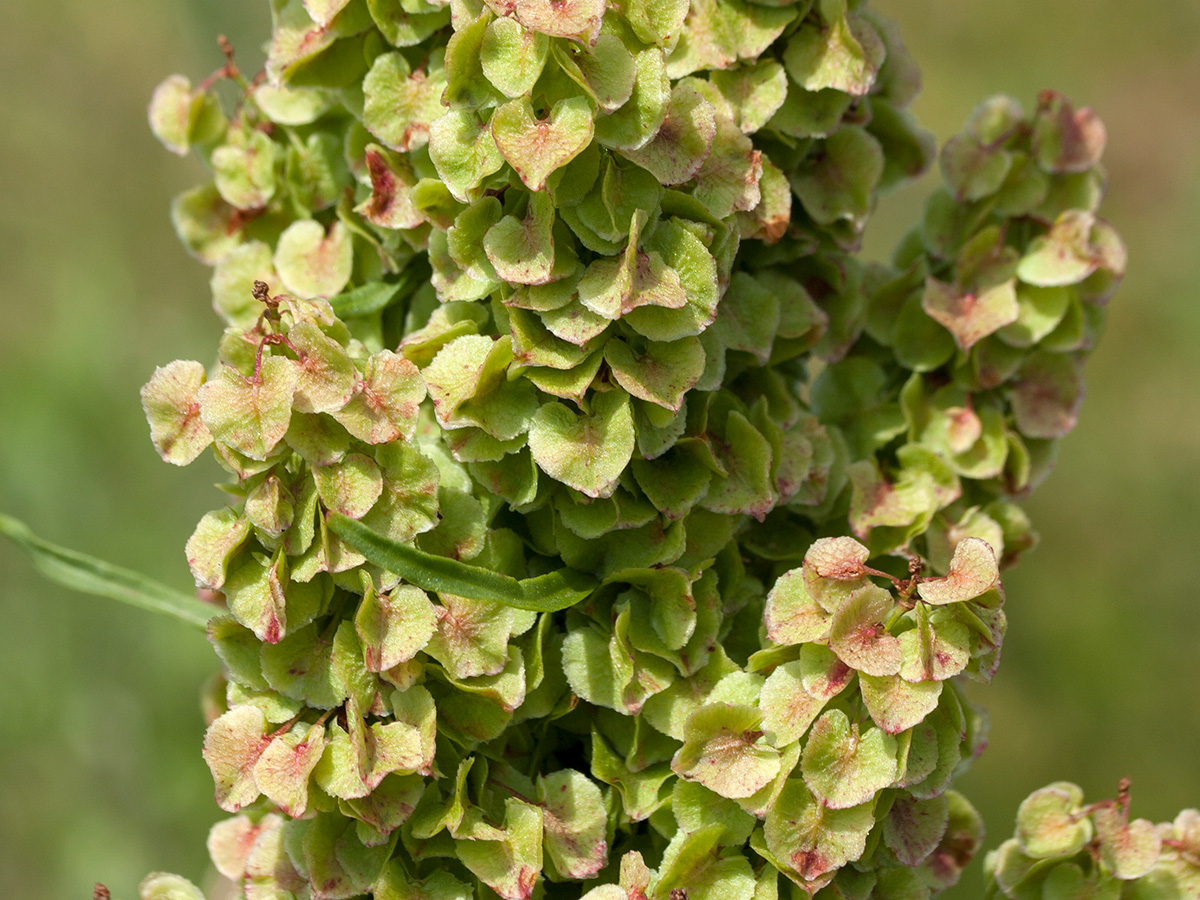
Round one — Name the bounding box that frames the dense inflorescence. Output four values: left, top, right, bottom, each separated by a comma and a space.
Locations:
138, 0, 1133, 898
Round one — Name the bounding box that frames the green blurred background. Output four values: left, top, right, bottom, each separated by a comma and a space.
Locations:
0, 1, 1196, 898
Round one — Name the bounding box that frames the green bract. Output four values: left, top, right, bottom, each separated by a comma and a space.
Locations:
50, 3, 1176, 900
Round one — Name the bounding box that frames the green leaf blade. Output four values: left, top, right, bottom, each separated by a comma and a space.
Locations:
0, 513, 214, 630
326, 513, 597, 611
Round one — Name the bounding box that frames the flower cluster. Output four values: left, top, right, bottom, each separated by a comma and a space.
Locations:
985, 782, 1200, 899
138, 0, 1129, 898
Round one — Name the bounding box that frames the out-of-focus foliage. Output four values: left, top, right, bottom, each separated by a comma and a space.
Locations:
0, 2, 1196, 900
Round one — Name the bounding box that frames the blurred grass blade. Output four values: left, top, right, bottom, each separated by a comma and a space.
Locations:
0, 512, 213, 629
327, 512, 598, 612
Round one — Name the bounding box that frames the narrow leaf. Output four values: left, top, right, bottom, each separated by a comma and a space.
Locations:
327, 513, 598, 611
0, 513, 213, 629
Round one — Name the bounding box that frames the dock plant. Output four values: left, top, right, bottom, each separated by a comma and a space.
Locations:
3, 0, 1196, 898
